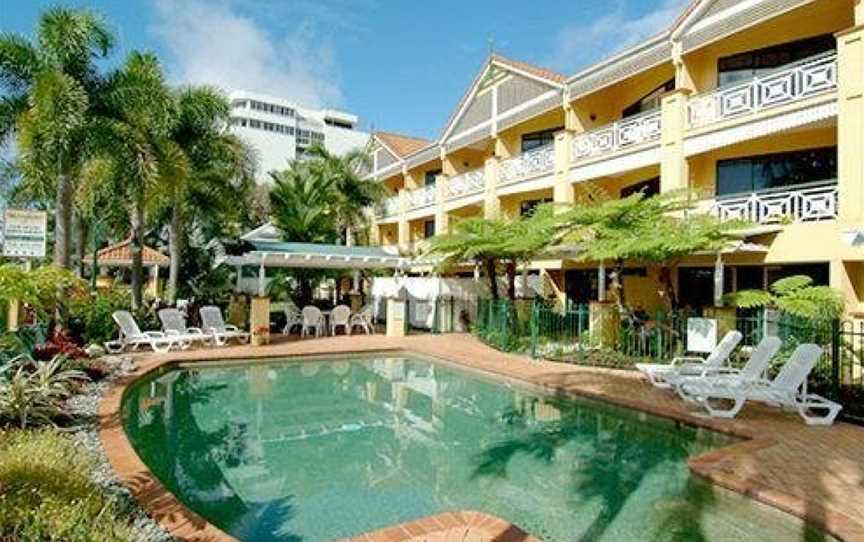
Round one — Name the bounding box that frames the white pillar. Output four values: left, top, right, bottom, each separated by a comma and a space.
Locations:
713, 252, 724, 307
597, 262, 606, 302
258, 262, 266, 297
235, 265, 243, 292
352, 270, 360, 293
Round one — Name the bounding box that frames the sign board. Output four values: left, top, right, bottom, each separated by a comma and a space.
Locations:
3, 209, 47, 258
686, 317, 718, 354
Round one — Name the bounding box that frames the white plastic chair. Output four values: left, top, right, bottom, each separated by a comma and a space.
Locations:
349, 304, 375, 335
282, 302, 303, 335
636, 330, 743, 389
681, 343, 842, 425
199, 305, 250, 345
301, 306, 324, 338
330, 305, 352, 336
670, 335, 782, 400
158, 308, 210, 348
106, 311, 178, 354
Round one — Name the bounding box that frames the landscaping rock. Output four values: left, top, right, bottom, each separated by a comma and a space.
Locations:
65, 357, 174, 542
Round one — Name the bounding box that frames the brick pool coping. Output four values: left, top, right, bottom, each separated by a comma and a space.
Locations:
98, 333, 864, 542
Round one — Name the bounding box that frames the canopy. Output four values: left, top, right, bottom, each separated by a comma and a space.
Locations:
222, 241, 412, 270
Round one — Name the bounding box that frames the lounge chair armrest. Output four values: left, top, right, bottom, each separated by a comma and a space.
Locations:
186, 327, 204, 334
669, 356, 705, 367
144, 331, 168, 338
224, 324, 241, 333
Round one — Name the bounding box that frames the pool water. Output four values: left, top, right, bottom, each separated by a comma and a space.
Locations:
122, 356, 830, 541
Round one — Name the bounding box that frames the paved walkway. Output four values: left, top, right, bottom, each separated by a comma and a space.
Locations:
98, 333, 864, 542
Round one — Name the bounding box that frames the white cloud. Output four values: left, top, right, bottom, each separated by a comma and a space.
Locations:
150, 0, 342, 108
549, 0, 690, 72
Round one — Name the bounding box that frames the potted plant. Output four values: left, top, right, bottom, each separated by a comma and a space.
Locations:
251, 324, 270, 346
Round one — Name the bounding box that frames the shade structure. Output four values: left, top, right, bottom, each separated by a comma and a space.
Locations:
96, 238, 169, 267
222, 241, 413, 270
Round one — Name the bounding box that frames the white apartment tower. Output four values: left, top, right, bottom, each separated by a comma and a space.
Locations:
228, 90, 370, 184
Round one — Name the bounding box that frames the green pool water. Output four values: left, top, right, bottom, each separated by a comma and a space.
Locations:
122, 355, 830, 542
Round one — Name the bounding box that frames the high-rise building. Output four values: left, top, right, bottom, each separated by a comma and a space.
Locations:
228, 90, 370, 184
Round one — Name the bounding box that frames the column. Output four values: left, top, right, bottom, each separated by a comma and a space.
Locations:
553, 103, 577, 206
713, 252, 724, 308
235, 264, 243, 292
836, 22, 864, 224
397, 189, 410, 249
597, 262, 606, 302
483, 155, 500, 219
434, 173, 449, 235
257, 263, 266, 297
659, 88, 691, 194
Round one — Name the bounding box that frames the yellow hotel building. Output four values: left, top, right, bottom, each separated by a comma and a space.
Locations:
366, 0, 864, 315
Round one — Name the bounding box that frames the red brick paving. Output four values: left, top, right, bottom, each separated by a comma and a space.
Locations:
98, 333, 864, 542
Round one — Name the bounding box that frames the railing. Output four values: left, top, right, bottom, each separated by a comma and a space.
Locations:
571, 109, 662, 162
378, 195, 400, 218
498, 144, 554, 185
710, 181, 838, 224
688, 52, 838, 129
445, 168, 485, 200
407, 184, 436, 211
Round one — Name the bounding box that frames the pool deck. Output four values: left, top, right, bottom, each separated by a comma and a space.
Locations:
98, 333, 864, 542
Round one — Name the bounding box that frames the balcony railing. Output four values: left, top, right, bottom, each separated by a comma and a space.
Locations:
498, 144, 554, 185
446, 168, 485, 200
571, 109, 662, 162
407, 184, 436, 211
710, 180, 838, 224
688, 53, 838, 129
378, 195, 400, 218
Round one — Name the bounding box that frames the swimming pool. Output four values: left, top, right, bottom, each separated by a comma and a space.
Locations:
122, 355, 829, 541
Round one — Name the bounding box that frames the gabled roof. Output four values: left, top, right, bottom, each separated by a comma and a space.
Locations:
374, 131, 434, 159
97, 239, 169, 267
440, 53, 566, 142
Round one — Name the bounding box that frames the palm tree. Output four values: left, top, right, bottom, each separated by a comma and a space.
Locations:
85, 51, 177, 308
0, 7, 115, 267
302, 144, 384, 245
159, 86, 255, 302
269, 162, 340, 244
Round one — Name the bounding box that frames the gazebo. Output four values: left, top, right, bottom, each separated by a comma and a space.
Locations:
95, 239, 170, 297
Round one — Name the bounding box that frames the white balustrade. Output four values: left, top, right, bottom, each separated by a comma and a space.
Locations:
711, 181, 838, 224
378, 195, 400, 218
498, 144, 554, 185
446, 168, 485, 200
407, 184, 436, 210
571, 109, 662, 162
688, 53, 837, 129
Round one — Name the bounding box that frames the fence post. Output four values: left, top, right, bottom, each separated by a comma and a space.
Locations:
530, 300, 539, 359
831, 318, 841, 400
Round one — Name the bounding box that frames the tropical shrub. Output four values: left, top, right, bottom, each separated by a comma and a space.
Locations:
0, 264, 87, 328
67, 285, 131, 345
0, 428, 136, 541
0, 356, 88, 429
725, 275, 845, 321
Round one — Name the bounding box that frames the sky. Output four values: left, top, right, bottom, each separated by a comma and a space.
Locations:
2, 0, 689, 141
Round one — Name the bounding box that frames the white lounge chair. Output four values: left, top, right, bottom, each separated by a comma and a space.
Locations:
158, 308, 211, 348
681, 343, 842, 425
282, 301, 303, 335
199, 305, 250, 345
106, 310, 179, 354
301, 306, 324, 338
670, 335, 782, 401
330, 305, 352, 336
636, 330, 743, 389
350, 304, 375, 335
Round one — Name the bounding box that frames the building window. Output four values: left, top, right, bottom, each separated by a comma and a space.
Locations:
423, 220, 435, 238
716, 147, 837, 197
521, 128, 561, 153
620, 177, 660, 199
424, 169, 442, 186
678, 267, 715, 309
622, 79, 674, 118
520, 198, 552, 217
718, 34, 835, 87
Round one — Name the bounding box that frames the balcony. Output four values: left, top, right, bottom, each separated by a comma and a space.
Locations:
445, 168, 485, 201
378, 195, 400, 218
687, 53, 838, 130
571, 109, 662, 163
498, 144, 554, 186
709, 180, 838, 224
406, 184, 436, 211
